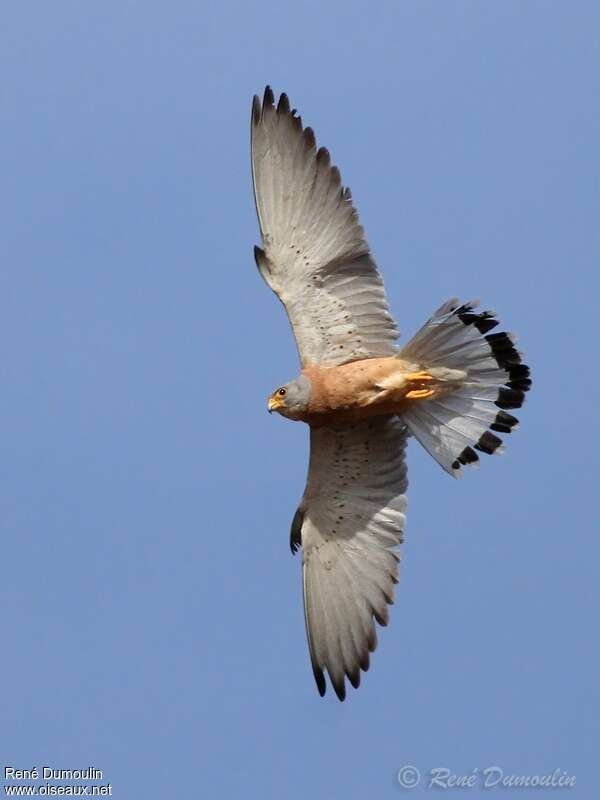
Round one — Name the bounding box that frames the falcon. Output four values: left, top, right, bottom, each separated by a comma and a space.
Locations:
251, 86, 531, 700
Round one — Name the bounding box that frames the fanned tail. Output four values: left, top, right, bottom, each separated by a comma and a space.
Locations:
399, 299, 531, 477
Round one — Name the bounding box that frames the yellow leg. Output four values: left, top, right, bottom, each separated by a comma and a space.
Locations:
405, 371, 434, 382
406, 388, 435, 400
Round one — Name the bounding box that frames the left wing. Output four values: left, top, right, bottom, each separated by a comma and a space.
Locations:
293, 416, 408, 699
251, 86, 399, 367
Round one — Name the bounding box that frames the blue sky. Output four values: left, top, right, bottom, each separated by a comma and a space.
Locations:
2, 2, 598, 797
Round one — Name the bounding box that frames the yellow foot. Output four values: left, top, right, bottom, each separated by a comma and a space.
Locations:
405, 371, 434, 382
406, 388, 435, 400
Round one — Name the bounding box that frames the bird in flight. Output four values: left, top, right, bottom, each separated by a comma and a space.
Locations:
251, 86, 531, 700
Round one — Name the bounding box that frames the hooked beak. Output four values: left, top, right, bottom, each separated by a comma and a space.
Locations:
268, 395, 283, 414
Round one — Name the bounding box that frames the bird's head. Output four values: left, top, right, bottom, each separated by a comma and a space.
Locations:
267, 375, 311, 420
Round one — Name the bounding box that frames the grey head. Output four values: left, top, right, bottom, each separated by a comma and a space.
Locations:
267, 374, 312, 420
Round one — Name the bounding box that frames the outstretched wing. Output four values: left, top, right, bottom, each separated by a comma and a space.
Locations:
294, 416, 408, 700
251, 86, 399, 367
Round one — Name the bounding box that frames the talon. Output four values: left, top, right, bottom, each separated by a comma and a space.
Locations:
405, 371, 433, 382
406, 388, 435, 400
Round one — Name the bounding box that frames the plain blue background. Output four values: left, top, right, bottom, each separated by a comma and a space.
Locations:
2, 2, 598, 797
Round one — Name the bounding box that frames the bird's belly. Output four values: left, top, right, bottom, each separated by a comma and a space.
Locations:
302, 357, 423, 425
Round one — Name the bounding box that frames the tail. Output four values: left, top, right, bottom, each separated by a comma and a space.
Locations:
399, 299, 531, 477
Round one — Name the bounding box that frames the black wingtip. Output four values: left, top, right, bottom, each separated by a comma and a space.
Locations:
316, 146, 330, 167
290, 507, 304, 555
303, 126, 316, 150
251, 94, 261, 125
348, 669, 361, 690
263, 85, 275, 109
277, 92, 290, 114
313, 666, 326, 697
367, 626, 377, 653
332, 678, 346, 702
373, 606, 389, 627
253, 245, 271, 281
359, 649, 370, 672
253, 244, 264, 265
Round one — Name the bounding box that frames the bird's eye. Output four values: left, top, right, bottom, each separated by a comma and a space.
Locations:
278, 388, 287, 397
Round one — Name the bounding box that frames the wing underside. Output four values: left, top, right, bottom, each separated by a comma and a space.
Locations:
251, 87, 399, 366
296, 416, 408, 699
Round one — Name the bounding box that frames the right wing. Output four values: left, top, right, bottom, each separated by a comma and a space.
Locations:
294, 416, 408, 700
251, 86, 399, 367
